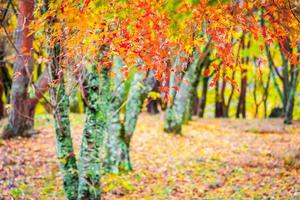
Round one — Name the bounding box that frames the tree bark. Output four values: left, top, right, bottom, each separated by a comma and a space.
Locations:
198, 68, 210, 118
48, 42, 78, 200
236, 35, 250, 118
104, 57, 126, 173
284, 67, 298, 124
284, 45, 299, 124
116, 70, 155, 171
147, 80, 160, 114
122, 72, 151, 169
2, 0, 36, 138
0, 40, 5, 119
164, 51, 201, 133
78, 67, 109, 199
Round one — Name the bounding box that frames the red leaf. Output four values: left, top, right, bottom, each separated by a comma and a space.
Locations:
204, 69, 211, 76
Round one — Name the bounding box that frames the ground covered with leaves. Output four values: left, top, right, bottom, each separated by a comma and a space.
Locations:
0, 114, 300, 199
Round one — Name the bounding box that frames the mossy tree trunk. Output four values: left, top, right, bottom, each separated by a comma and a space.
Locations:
164, 51, 201, 134
117, 70, 155, 171
77, 67, 110, 199
48, 42, 78, 200
164, 56, 181, 130
104, 57, 126, 173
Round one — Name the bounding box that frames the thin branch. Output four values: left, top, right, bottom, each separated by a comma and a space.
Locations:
288, 0, 300, 24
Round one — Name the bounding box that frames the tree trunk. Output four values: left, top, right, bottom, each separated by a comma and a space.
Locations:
215, 79, 222, 118
284, 45, 299, 124
2, 0, 36, 138
236, 35, 249, 119
0, 40, 5, 119
198, 72, 209, 118
118, 71, 155, 171
121, 73, 146, 170
236, 68, 247, 118
78, 67, 109, 199
164, 51, 201, 133
147, 79, 160, 114
263, 73, 271, 118
48, 42, 78, 200
147, 100, 159, 114
284, 68, 298, 124
105, 57, 126, 173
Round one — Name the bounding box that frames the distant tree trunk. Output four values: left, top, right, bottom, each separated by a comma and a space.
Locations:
236, 69, 247, 118
236, 35, 250, 118
198, 66, 211, 118
78, 67, 109, 199
284, 67, 298, 124
182, 98, 191, 124
0, 58, 11, 103
164, 51, 201, 133
147, 100, 159, 114
284, 45, 299, 124
279, 38, 292, 113
48, 41, 78, 200
2, 0, 36, 138
261, 10, 285, 109
147, 80, 160, 114
192, 98, 200, 116
220, 76, 228, 118
186, 44, 211, 119
263, 73, 271, 118
253, 66, 261, 118
215, 69, 235, 118
0, 40, 5, 119
215, 78, 222, 118
186, 54, 208, 119
0, 82, 3, 119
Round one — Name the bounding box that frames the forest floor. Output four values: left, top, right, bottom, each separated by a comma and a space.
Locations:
0, 114, 300, 199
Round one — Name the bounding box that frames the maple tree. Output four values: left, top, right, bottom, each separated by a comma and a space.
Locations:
0, 0, 299, 199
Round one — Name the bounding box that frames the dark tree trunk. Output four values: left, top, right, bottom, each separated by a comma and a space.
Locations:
0, 83, 3, 119
198, 73, 209, 118
215, 69, 234, 118
284, 45, 299, 124
0, 40, 5, 119
192, 97, 199, 116
2, 0, 36, 138
187, 46, 211, 118
236, 69, 247, 118
263, 73, 271, 118
147, 79, 160, 114
236, 34, 249, 118
147, 100, 159, 114
215, 79, 222, 118
0, 60, 11, 103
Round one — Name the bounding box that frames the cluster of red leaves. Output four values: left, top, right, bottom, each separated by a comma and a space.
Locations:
32, 0, 299, 90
